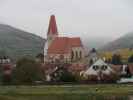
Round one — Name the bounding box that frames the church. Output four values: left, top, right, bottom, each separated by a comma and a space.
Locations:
44, 15, 85, 63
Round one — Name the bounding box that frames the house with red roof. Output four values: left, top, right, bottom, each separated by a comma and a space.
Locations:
44, 15, 85, 62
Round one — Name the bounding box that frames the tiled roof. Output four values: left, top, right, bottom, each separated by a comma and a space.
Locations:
47, 15, 58, 35
92, 59, 108, 66
48, 37, 83, 54
68, 37, 83, 47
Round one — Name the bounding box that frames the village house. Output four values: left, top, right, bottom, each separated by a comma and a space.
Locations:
0, 56, 13, 82
0, 56, 11, 64
44, 15, 85, 63
42, 15, 133, 83
81, 58, 119, 82
43, 15, 133, 83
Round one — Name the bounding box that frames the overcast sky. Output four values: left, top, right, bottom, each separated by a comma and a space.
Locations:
0, 0, 133, 39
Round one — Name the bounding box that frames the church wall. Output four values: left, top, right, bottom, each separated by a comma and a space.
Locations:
47, 53, 71, 62
71, 47, 85, 61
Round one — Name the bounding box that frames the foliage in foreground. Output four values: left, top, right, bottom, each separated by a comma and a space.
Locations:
12, 57, 44, 84
111, 54, 122, 65
50, 63, 77, 82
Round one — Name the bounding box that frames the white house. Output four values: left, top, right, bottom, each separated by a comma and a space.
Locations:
82, 58, 115, 81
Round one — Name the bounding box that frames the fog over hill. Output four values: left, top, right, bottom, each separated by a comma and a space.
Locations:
100, 32, 133, 51
83, 37, 113, 50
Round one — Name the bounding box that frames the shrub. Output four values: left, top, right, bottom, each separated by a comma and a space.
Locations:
12, 57, 44, 84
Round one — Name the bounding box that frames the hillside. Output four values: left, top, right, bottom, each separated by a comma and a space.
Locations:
0, 24, 45, 60
100, 32, 133, 51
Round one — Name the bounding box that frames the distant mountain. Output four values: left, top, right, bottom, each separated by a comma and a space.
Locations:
100, 32, 133, 51
0, 24, 45, 60
82, 37, 112, 50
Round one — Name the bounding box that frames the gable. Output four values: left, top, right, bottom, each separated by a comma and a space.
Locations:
84, 59, 114, 75
93, 59, 108, 66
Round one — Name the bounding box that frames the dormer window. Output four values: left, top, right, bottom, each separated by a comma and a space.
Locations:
101, 65, 107, 71
93, 65, 99, 70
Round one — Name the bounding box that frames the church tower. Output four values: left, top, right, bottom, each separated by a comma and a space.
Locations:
44, 15, 58, 61
47, 15, 58, 47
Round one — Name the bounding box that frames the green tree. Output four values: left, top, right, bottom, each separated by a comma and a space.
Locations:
128, 55, 133, 63
111, 54, 122, 65
51, 63, 76, 82
13, 57, 43, 84
59, 68, 76, 82
36, 53, 44, 63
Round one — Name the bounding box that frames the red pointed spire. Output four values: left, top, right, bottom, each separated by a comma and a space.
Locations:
47, 15, 58, 35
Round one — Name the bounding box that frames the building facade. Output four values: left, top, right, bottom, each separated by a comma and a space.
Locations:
81, 58, 118, 82
44, 15, 85, 63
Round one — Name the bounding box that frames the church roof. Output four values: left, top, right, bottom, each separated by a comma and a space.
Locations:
48, 37, 83, 54
93, 59, 108, 66
47, 15, 58, 35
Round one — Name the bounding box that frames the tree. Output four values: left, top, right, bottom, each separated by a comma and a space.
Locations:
105, 58, 111, 64
111, 54, 122, 65
36, 53, 44, 63
59, 68, 76, 82
128, 55, 133, 63
13, 57, 44, 84
51, 63, 76, 82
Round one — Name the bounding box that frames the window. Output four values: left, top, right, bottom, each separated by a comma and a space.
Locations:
76, 51, 78, 59
93, 65, 99, 70
79, 51, 82, 59
101, 65, 107, 71
71, 51, 74, 61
